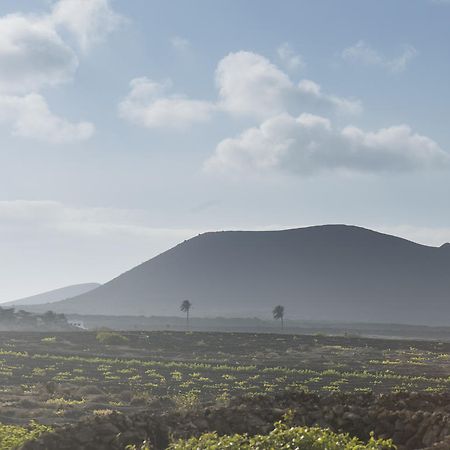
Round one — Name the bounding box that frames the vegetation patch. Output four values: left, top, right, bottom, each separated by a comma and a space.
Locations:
1, 331, 450, 427
168, 421, 395, 450
0, 422, 51, 449
95, 331, 129, 345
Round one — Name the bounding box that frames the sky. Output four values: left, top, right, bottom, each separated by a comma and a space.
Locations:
0, 0, 450, 301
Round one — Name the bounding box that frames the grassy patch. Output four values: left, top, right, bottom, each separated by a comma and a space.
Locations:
168, 419, 394, 450
0, 421, 51, 449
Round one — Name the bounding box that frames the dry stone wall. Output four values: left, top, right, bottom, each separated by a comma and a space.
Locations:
20, 392, 450, 450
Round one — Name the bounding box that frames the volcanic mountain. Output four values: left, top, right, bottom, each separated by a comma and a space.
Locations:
24, 225, 450, 325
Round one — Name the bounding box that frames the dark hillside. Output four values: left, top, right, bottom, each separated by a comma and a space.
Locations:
25, 225, 450, 325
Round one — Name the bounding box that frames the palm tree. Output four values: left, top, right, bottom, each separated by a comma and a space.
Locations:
180, 300, 192, 330
273, 305, 285, 330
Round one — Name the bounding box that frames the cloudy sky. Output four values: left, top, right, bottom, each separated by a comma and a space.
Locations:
0, 0, 449, 301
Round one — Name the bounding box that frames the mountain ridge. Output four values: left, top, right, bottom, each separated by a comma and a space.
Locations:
20, 225, 450, 325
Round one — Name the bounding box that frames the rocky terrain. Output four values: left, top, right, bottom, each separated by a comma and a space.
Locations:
18, 391, 450, 449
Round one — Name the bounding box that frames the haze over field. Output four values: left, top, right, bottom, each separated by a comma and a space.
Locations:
2, 283, 100, 307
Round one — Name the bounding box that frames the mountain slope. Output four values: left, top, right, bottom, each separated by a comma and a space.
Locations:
3, 283, 101, 307
26, 225, 450, 325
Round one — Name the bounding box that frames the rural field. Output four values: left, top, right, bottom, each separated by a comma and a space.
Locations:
2, 330, 450, 448
2, 330, 450, 426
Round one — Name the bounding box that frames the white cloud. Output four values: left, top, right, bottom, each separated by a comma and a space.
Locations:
388, 46, 418, 72
216, 51, 293, 118
205, 113, 449, 176
0, 0, 122, 94
277, 42, 305, 71
170, 35, 191, 52
0, 94, 94, 143
0, 0, 122, 142
215, 51, 360, 119
0, 14, 78, 94
118, 77, 215, 129
297, 79, 362, 115
117, 49, 445, 178
51, 0, 124, 52
342, 41, 417, 73
120, 51, 361, 129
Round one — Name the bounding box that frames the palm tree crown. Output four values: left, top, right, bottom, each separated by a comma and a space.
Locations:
180, 300, 192, 313
273, 305, 285, 329
181, 300, 192, 330
272, 305, 284, 320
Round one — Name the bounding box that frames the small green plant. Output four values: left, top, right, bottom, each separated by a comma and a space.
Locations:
41, 336, 57, 343
93, 409, 114, 416
0, 421, 52, 449
96, 331, 129, 345
173, 391, 200, 411
215, 390, 230, 406
168, 419, 396, 450
46, 397, 86, 407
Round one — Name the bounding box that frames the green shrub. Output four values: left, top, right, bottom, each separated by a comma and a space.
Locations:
172, 391, 200, 411
0, 421, 52, 449
168, 420, 395, 450
96, 331, 129, 345
46, 397, 85, 407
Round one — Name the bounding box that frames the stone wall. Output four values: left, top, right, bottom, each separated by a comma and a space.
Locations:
20, 391, 450, 450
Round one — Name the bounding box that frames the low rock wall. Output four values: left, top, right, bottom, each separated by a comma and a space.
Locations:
20, 392, 450, 450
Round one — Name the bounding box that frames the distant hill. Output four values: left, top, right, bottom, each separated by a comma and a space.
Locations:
22, 225, 450, 325
3, 283, 101, 307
